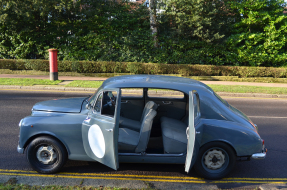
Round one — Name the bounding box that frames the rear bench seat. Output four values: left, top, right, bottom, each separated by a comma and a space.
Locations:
161, 117, 188, 154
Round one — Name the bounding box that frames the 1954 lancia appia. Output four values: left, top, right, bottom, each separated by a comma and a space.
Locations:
17, 75, 266, 179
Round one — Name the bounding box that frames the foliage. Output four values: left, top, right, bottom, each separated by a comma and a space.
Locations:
2, 59, 287, 78
0, 0, 79, 59
226, 0, 287, 66
163, 0, 235, 43
0, 0, 287, 66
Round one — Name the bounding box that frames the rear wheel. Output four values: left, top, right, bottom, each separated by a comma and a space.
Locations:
26, 136, 67, 174
194, 142, 236, 180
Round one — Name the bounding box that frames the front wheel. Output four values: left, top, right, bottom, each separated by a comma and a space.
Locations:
194, 142, 236, 180
26, 136, 67, 174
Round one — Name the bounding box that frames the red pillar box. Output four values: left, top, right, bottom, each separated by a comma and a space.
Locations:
48, 49, 58, 81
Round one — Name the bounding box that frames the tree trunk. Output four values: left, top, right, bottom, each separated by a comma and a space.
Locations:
149, 0, 158, 48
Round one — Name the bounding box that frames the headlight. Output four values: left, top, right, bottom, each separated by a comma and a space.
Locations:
19, 119, 23, 127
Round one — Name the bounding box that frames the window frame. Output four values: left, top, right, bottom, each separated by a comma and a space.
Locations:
92, 90, 118, 119
193, 92, 201, 123
92, 91, 103, 115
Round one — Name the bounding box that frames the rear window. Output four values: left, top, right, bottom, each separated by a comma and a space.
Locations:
214, 92, 229, 107
147, 88, 184, 99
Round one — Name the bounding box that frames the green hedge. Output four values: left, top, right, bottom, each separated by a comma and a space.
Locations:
1, 59, 287, 78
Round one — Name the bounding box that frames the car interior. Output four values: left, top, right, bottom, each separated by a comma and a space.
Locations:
100, 88, 190, 155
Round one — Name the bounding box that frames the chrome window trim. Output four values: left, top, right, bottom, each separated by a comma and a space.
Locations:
92, 91, 103, 114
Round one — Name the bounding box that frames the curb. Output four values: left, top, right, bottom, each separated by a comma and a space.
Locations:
1, 85, 287, 98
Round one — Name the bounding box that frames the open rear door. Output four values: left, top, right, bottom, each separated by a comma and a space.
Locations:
82, 88, 121, 170
185, 90, 197, 173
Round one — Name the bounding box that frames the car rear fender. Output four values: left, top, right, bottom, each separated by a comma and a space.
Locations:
200, 119, 262, 156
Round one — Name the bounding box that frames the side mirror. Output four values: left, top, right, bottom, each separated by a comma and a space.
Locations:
86, 103, 91, 110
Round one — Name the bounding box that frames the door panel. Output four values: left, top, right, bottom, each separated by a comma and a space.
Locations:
185, 91, 197, 173
82, 88, 121, 170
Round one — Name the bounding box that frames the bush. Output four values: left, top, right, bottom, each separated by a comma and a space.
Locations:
0, 59, 26, 70
1, 59, 287, 78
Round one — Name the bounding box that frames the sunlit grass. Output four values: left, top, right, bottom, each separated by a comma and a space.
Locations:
65, 80, 104, 88
209, 84, 287, 94
0, 78, 61, 86
1, 77, 287, 95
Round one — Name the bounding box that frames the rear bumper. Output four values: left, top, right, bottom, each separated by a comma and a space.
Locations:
251, 148, 267, 160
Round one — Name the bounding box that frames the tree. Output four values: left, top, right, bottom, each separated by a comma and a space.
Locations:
149, 0, 158, 47
163, 0, 235, 43
226, 0, 287, 66
0, 0, 79, 59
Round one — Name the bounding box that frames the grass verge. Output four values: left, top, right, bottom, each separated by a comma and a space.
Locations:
1, 78, 287, 95
0, 78, 62, 86
66, 80, 103, 88
209, 84, 287, 94
67, 81, 287, 95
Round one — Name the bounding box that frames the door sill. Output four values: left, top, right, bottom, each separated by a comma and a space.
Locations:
118, 153, 184, 157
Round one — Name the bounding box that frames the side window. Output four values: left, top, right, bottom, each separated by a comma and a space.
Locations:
193, 93, 200, 120
148, 88, 184, 99
101, 91, 118, 117
121, 88, 143, 98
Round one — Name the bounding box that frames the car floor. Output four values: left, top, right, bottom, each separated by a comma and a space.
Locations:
146, 136, 164, 154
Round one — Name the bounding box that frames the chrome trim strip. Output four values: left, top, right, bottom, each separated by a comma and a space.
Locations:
118, 153, 184, 157
17, 145, 24, 154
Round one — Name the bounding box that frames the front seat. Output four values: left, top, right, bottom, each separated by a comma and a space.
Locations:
119, 101, 158, 132
118, 109, 157, 153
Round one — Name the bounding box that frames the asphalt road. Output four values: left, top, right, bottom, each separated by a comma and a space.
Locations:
1, 90, 287, 189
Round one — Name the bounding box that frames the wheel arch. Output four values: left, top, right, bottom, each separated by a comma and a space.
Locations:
200, 140, 238, 157
23, 133, 70, 156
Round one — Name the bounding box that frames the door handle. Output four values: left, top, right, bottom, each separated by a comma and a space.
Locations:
162, 101, 172, 105
196, 131, 200, 134
121, 100, 129, 104
106, 129, 113, 132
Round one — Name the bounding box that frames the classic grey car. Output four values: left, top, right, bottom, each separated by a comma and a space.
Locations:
17, 75, 266, 179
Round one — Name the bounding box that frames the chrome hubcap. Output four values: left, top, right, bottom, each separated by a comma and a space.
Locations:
36, 146, 57, 165
204, 149, 225, 170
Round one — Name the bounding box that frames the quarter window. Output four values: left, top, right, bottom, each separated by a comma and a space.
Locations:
94, 93, 103, 113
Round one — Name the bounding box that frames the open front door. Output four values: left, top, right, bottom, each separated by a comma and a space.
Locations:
185, 90, 198, 173
82, 88, 121, 170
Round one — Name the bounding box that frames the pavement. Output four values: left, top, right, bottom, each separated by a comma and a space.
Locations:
1, 74, 287, 98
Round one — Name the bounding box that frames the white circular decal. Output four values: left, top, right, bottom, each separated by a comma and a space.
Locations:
88, 124, 105, 158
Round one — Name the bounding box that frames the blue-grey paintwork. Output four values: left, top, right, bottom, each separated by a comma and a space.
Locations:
18, 75, 264, 170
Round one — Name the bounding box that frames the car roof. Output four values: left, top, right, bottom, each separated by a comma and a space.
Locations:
101, 75, 214, 94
